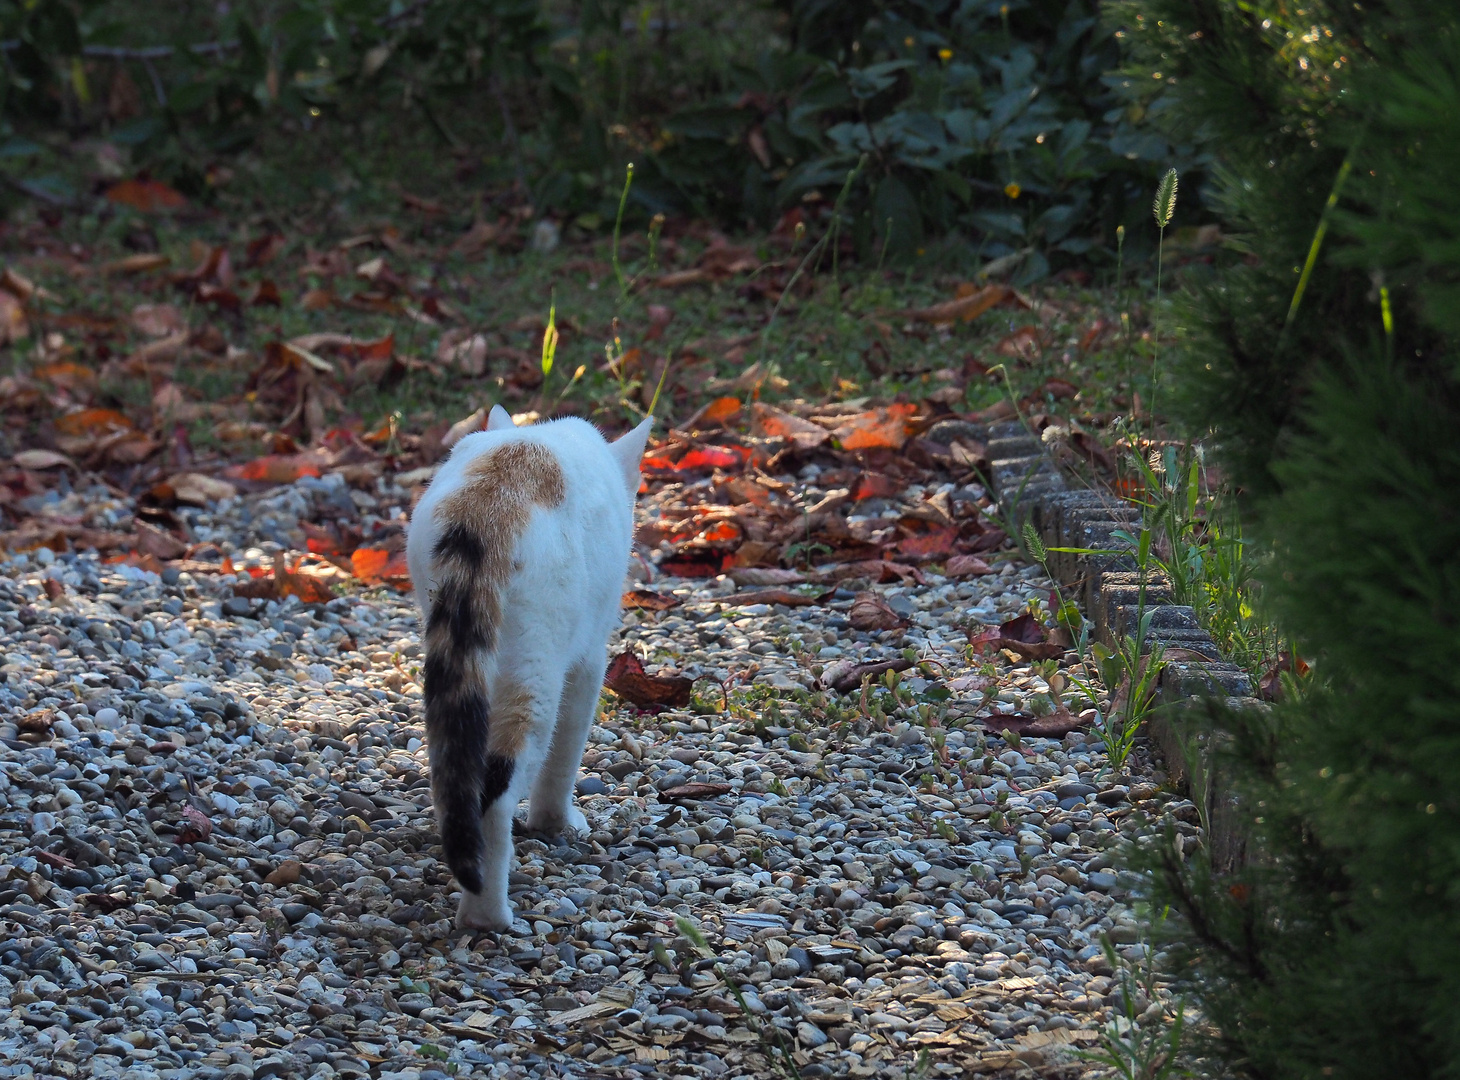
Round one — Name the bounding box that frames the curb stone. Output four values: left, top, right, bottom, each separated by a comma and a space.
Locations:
926, 419, 1250, 870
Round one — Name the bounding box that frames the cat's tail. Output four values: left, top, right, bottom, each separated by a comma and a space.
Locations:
422, 522, 510, 895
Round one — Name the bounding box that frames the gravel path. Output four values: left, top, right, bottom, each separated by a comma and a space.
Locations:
0, 465, 1195, 1079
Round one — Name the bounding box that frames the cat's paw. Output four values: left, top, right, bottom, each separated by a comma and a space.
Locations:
525, 804, 589, 838
456, 891, 513, 933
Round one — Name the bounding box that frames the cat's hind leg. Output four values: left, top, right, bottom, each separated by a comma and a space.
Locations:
525, 657, 604, 837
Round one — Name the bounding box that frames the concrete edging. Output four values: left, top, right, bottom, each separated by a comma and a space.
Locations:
927, 418, 1249, 870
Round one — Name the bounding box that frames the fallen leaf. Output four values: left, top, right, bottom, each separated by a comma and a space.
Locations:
264, 860, 303, 887
168, 473, 237, 505
275, 560, 338, 604
696, 396, 743, 426
13, 449, 72, 470
1258, 651, 1310, 701
177, 804, 213, 845
980, 709, 1088, 738
251, 279, 282, 306
944, 554, 995, 577
0, 291, 27, 344
727, 587, 829, 608
967, 612, 1064, 660
54, 407, 133, 437
135, 521, 187, 561
105, 253, 170, 274
897, 284, 1011, 325
246, 233, 286, 267
948, 674, 993, 692
32, 848, 73, 869
661, 782, 733, 801
104, 178, 186, 212
442, 407, 486, 450
816, 560, 925, 585
849, 591, 909, 631
131, 303, 186, 338
727, 567, 805, 586
852, 472, 901, 500
995, 324, 1044, 361
604, 651, 694, 708
351, 546, 411, 588
833, 403, 918, 451
817, 657, 914, 694
751, 403, 831, 450
894, 525, 960, 562
451, 219, 503, 257
18, 709, 54, 735
80, 893, 132, 913
622, 590, 680, 611
224, 454, 324, 485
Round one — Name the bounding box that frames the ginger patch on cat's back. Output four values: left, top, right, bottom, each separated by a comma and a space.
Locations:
430, 441, 567, 643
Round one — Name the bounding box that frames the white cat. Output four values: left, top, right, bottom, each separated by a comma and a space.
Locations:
407, 405, 652, 931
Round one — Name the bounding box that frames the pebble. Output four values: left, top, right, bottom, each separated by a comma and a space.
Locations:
0, 464, 1189, 1078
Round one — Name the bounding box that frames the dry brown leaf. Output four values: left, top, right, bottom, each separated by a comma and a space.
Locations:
131, 303, 187, 338
849, 591, 909, 631
168, 473, 238, 505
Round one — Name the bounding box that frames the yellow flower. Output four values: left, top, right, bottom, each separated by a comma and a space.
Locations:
1004, 182, 1021, 199
938, 48, 953, 61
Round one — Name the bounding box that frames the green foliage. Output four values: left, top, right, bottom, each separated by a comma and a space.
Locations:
1120, 2, 1460, 1076
0, 0, 1195, 278
649, 0, 1199, 271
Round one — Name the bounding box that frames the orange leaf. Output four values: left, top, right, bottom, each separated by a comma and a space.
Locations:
54, 407, 134, 436
223, 454, 323, 484
751, 403, 831, 450
834, 403, 918, 451
350, 546, 389, 581
104, 179, 187, 212
351, 546, 412, 588
898, 284, 1011, 325
701, 396, 742, 423
34, 361, 97, 392
343, 332, 394, 362
275, 562, 335, 604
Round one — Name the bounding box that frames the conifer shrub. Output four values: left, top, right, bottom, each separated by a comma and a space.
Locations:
1111, 2, 1460, 1076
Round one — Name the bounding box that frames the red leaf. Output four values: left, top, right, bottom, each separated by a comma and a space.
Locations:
604, 652, 694, 708
895, 525, 960, 561
177, 804, 214, 845
853, 472, 902, 501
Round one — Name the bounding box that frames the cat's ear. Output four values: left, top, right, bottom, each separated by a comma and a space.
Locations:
486, 404, 516, 432
609, 417, 654, 494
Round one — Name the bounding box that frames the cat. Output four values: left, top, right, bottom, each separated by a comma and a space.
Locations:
407, 405, 652, 931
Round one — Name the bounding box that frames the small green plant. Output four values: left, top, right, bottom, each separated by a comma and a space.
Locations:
676, 917, 802, 1080
1080, 936, 1189, 1080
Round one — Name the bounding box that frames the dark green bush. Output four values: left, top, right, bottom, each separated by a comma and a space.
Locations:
0, 0, 1194, 275
1115, 1, 1460, 1075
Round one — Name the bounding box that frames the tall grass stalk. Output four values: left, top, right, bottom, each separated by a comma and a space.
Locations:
1150, 168, 1178, 422
611, 162, 635, 300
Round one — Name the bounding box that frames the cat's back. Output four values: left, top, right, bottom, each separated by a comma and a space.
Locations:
408, 418, 633, 591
